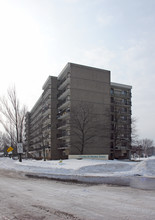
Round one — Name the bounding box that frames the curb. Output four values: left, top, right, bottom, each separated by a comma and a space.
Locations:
130, 176, 155, 190
26, 173, 130, 186
25, 173, 155, 190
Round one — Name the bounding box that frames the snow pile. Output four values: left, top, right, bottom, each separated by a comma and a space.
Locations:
77, 162, 134, 175
0, 156, 155, 178
132, 157, 155, 176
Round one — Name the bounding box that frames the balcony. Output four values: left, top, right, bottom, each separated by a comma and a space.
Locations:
42, 108, 51, 117
57, 108, 70, 120
57, 121, 70, 130
42, 118, 51, 128
58, 100, 70, 110
58, 144, 69, 150
57, 131, 70, 140
58, 89, 70, 100
42, 88, 51, 100
58, 112, 70, 120
58, 77, 70, 91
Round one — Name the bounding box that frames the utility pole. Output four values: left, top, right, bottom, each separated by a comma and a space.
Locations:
43, 142, 46, 161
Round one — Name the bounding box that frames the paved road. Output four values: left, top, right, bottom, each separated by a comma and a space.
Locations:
0, 169, 155, 220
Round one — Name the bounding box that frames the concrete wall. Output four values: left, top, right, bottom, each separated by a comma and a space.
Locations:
69, 63, 111, 156
46, 77, 60, 160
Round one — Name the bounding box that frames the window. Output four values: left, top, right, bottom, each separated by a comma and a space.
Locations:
122, 99, 127, 105
111, 106, 114, 112
121, 107, 127, 112
110, 142, 114, 148
111, 97, 114, 103
122, 90, 127, 96
111, 88, 114, 95
111, 124, 114, 130
121, 116, 127, 121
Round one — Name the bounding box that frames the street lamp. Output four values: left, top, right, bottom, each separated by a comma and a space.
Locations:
43, 140, 46, 161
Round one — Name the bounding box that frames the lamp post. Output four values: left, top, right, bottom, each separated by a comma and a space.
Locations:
43, 140, 46, 161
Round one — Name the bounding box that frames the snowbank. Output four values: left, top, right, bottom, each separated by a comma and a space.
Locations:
0, 157, 155, 189
0, 156, 155, 177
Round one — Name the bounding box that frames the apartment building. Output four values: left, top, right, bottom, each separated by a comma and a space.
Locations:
110, 83, 132, 159
25, 63, 132, 160
25, 77, 59, 159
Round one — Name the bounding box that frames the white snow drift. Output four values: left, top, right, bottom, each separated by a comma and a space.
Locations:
0, 156, 154, 177
0, 157, 155, 189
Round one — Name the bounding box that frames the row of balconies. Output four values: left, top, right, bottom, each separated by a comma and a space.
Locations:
42, 118, 51, 128
58, 72, 71, 90
57, 120, 70, 129
110, 133, 131, 140
57, 75, 71, 149
58, 144, 69, 149
57, 108, 70, 119
29, 139, 42, 146
58, 89, 70, 100
57, 75, 71, 146
42, 88, 51, 101
111, 115, 131, 122
58, 98, 70, 110
30, 109, 42, 125
57, 130, 70, 139
30, 125, 42, 136
111, 91, 132, 98
111, 145, 130, 151
111, 98, 132, 106
42, 124, 51, 131
27, 74, 72, 152
111, 106, 132, 115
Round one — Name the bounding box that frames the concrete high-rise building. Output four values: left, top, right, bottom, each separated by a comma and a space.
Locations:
110, 83, 132, 159
25, 63, 132, 160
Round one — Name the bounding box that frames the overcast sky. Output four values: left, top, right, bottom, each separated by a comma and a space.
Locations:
0, 0, 155, 142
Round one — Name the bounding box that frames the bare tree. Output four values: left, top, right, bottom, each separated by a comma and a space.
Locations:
0, 131, 3, 151
0, 132, 11, 156
0, 87, 27, 153
140, 138, 154, 157
70, 102, 99, 155
131, 139, 143, 159
111, 104, 132, 159
131, 117, 138, 145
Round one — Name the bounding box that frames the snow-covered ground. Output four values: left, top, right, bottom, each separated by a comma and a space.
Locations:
0, 156, 155, 189
1, 157, 155, 219
0, 156, 155, 177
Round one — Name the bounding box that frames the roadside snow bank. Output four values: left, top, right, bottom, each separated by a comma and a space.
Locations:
77, 162, 134, 175
0, 157, 155, 177
132, 157, 155, 176
0, 157, 155, 189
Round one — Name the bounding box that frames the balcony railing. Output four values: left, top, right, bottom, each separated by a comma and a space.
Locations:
111, 91, 132, 98
58, 76, 70, 91
57, 112, 70, 120
58, 100, 70, 110
57, 121, 70, 129
57, 131, 70, 140
58, 89, 70, 100
58, 144, 69, 149
111, 100, 132, 106
57, 108, 70, 120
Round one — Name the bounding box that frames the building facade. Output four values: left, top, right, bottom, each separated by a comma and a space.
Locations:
110, 83, 132, 159
25, 63, 132, 160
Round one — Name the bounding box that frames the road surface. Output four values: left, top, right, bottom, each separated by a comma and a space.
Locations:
0, 169, 155, 220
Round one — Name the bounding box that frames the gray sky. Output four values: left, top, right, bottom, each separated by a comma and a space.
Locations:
0, 0, 155, 142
